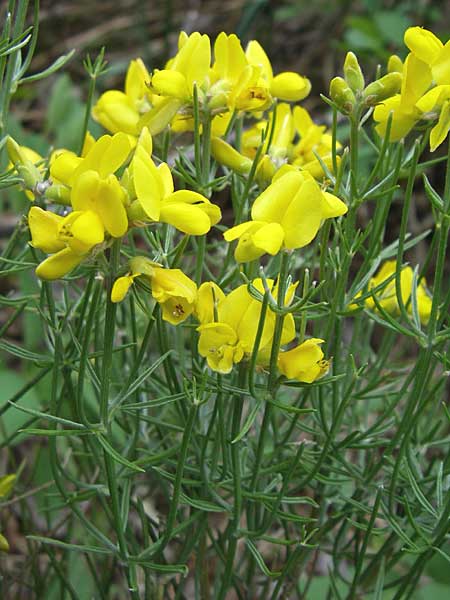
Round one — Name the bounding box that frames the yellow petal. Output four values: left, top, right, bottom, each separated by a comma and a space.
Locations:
125, 58, 150, 102
50, 151, 82, 186
70, 210, 105, 246
278, 338, 327, 382
430, 99, 450, 152
246, 40, 273, 80
111, 274, 137, 303
251, 170, 304, 223
197, 322, 242, 374
151, 69, 190, 99
133, 155, 162, 221
92, 90, 140, 135
400, 53, 432, 110
404, 27, 443, 64
211, 137, 252, 174
195, 282, 225, 324
28, 206, 65, 253
321, 192, 348, 218
213, 32, 247, 83
281, 179, 324, 249
270, 72, 311, 102
415, 85, 450, 112
71, 170, 128, 237
432, 40, 450, 85
151, 267, 197, 304
157, 162, 174, 197
159, 202, 211, 234
36, 248, 85, 280
293, 105, 314, 137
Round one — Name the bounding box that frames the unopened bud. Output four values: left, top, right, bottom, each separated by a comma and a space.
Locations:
363, 72, 402, 106
329, 77, 355, 114
387, 54, 403, 74
344, 52, 365, 92
44, 183, 71, 206
7, 136, 42, 193
255, 154, 276, 186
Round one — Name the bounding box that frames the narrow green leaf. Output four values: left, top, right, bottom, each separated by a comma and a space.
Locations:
96, 434, 145, 473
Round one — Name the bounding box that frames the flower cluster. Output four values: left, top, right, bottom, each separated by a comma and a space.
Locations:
370, 27, 450, 151
9, 128, 221, 280
93, 32, 311, 138
8, 27, 437, 387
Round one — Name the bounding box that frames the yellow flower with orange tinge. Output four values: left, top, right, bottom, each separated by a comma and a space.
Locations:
224, 169, 347, 262
196, 279, 296, 374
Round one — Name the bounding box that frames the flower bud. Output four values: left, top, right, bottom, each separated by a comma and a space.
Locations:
363, 72, 402, 106
7, 136, 42, 193
255, 154, 276, 185
343, 52, 365, 92
329, 77, 355, 113
387, 54, 403, 74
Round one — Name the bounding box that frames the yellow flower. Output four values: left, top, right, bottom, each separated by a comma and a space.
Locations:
356, 260, 432, 325
290, 106, 339, 177
50, 132, 132, 239
373, 52, 431, 142
197, 279, 296, 373
111, 274, 138, 303
415, 84, 450, 151
195, 282, 226, 324
50, 132, 132, 187
404, 27, 450, 86
278, 338, 329, 383
151, 267, 198, 325
151, 32, 211, 102
28, 206, 105, 280
128, 129, 221, 234
246, 40, 311, 102
93, 58, 153, 136
111, 257, 197, 325
224, 170, 347, 262
210, 137, 253, 174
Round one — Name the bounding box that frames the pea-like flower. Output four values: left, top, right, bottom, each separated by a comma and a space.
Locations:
196, 279, 296, 374
111, 257, 197, 325
278, 338, 329, 383
50, 132, 133, 238
93, 59, 153, 136
28, 206, 105, 280
128, 129, 221, 235
245, 40, 311, 102
224, 170, 347, 262
354, 260, 432, 325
